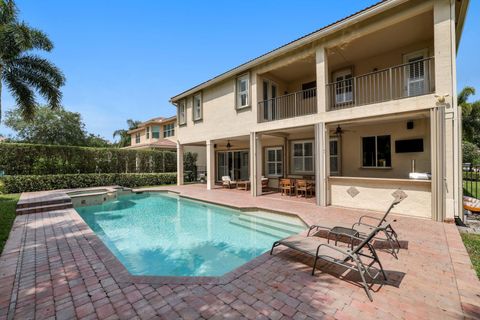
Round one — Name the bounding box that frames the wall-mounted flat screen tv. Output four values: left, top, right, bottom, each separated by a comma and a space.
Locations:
395, 138, 424, 153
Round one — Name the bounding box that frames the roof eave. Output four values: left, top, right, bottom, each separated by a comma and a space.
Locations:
169, 0, 409, 103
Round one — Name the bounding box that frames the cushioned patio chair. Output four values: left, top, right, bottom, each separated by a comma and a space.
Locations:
308, 196, 405, 258
271, 224, 390, 301
261, 176, 269, 191
221, 176, 237, 189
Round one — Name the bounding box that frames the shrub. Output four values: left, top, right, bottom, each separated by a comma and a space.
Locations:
0, 142, 177, 175
0, 173, 177, 193
463, 140, 480, 165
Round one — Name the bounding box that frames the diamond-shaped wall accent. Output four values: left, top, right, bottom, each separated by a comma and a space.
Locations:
392, 189, 408, 201
347, 186, 360, 198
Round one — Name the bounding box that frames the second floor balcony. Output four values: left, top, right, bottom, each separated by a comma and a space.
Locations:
258, 87, 317, 123
257, 57, 435, 123
326, 57, 435, 111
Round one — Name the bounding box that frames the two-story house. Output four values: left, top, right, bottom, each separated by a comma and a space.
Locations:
125, 116, 206, 171
170, 0, 469, 221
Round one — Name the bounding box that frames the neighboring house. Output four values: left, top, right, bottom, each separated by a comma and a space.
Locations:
126, 116, 178, 150
125, 116, 206, 172
170, 0, 469, 222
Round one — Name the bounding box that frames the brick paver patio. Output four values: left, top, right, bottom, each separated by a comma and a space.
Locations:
1, 184, 479, 319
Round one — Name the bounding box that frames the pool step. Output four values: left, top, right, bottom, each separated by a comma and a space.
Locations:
16, 199, 73, 215
238, 212, 306, 232
229, 217, 292, 239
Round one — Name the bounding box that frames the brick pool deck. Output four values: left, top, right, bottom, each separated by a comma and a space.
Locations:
1, 184, 479, 319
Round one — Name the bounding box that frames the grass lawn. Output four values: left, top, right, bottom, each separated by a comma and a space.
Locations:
464, 181, 480, 199
0, 194, 19, 254
461, 232, 480, 278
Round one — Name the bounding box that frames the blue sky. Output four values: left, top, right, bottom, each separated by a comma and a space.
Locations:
1, 0, 478, 141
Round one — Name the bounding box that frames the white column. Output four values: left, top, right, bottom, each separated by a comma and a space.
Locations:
316, 45, 328, 113
314, 123, 327, 206
434, 0, 460, 221
206, 140, 215, 190
176, 142, 184, 185
250, 132, 263, 196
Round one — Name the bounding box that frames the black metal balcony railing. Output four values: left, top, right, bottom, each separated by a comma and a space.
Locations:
326, 57, 435, 111
258, 87, 317, 123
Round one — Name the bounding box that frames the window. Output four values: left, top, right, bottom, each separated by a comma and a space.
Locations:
152, 126, 160, 139
291, 140, 314, 173
362, 135, 391, 168
236, 74, 250, 108
146, 127, 150, 139
135, 132, 140, 144
178, 100, 186, 125
193, 93, 202, 121
265, 147, 283, 177
163, 123, 175, 137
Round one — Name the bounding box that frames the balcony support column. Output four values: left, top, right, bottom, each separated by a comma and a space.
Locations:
176, 142, 184, 186
314, 123, 327, 207
434, 0, 461, 221
250, 132, 263, 197
206, 140, 215, 190
316, 46, 328, 113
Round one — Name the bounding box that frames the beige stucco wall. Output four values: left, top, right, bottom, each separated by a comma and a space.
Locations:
329, 177, 432, 219
340, 118, 430, 179
184, 146, 207, 169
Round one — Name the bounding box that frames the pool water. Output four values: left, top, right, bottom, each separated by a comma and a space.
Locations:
76, 193, 306, 277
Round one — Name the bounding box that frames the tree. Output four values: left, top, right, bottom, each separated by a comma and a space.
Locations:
113, 119, 141, 147
463, 140, 480, 165
0, 0, 65, 122
459, 86, 480, 144
85, 134, 112, 148
4, 105, 111, 146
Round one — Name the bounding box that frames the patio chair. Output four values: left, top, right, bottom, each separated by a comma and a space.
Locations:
308, 196, 404, 258
221, 176, 237, 189
271, 224, 390, 301
261, 176, 269, 191
296, 179, 314, 198
279, 178, 295, 196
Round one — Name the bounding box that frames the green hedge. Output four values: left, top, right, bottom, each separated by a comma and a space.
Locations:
0, 143, 177, 175
0, 173, 177, 193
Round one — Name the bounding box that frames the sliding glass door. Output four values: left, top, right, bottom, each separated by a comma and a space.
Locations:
216, 150, 249, 181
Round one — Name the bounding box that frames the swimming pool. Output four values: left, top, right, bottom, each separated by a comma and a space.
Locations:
76, 192, 306, 277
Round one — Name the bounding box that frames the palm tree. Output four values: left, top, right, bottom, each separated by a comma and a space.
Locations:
459, 86, 480, 143
0, 0, 65, 122
113, 119, 142, 147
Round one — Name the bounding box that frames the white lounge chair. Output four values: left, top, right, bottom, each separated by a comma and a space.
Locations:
221, 176, 237, 189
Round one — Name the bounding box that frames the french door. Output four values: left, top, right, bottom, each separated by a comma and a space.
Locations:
404, 50, 428, 97
329, 137, 341, 176
216, 150, 249, 182
333, 69, 353, 105
263, 80, 278, 121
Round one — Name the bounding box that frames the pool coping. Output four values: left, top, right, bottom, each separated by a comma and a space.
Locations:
73, 189, 303, 285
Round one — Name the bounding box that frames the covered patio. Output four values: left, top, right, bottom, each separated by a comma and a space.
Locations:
1, 184, 479, 319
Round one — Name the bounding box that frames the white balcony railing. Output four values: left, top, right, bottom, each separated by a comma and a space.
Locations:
257, 87, 317, 123
326, 57, 435, 111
